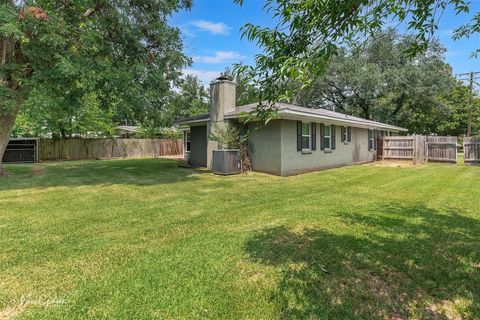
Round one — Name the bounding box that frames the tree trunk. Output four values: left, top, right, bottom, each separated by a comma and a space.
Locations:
0, 103, 21, 175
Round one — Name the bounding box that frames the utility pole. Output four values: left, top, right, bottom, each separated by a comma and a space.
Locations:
457, 71, 480, 137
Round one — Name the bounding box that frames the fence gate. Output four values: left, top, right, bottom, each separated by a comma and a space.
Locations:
377, 135, 457, 164
377, 135, 426, 164
464, 136, 480, 165
426, 136, 457, 163
2, 138, 39, 163
377, 136, 414, 161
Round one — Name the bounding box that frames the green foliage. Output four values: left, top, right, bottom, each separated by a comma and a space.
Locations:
293, 29, 455, 134
438, 84, 480, 136
222, 67, 259, 106
162, 74, 210, 126
234, 0, 480, 104
137, 126, 182, 139
1, 0, 191, 138
11, 113, 35, 137
210, 123, 242, 149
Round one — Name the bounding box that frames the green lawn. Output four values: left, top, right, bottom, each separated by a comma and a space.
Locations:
1, 159, 480, 319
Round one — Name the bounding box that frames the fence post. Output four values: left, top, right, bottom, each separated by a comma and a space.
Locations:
413, 135, 427, 164
376, 137, 384, 161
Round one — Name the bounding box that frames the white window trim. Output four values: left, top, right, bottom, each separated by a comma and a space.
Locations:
324, 124, 331, 150
301, 122, 311, 151
343, 126, 348, 144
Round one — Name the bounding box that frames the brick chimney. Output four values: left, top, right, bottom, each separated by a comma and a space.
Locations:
206, 76, 237, 168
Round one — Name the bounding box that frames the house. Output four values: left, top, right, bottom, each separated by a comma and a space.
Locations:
115, 126, 139, 138
177, 77, 407, 176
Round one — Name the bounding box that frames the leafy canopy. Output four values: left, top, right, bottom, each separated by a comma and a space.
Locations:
1, 0, 192, 138
293, 29, 454, 134
234, 0, 479, 103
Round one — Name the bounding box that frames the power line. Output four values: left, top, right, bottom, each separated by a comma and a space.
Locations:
457, 71, 480, 137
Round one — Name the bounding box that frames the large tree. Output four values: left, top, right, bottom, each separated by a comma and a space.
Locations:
222, 67, 259, 106
294, 30, 454, 134
438, 83, 480, 136
234, 0, 480, 106
167, 74, 209, 120
0, 0, 191, 173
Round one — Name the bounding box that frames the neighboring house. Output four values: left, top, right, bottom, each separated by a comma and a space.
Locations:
177, 77, 407, 176
115, 126, 139, 138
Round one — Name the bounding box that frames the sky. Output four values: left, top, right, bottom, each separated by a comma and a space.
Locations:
171, 0, 480, 86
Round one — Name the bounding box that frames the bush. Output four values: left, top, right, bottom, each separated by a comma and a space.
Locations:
210, 124, 241, 149
137, 126, 182, 139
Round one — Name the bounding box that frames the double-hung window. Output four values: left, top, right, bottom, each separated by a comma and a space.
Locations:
368, 129, 375, 150
343, 126, 348, 143
323, 125, 331, 149
301, 122, 311, 150
184, 131, 191, 152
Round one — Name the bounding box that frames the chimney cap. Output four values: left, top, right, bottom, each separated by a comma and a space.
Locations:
216, 75, 231, 81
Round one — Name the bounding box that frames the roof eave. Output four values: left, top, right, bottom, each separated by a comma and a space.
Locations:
175, 118, 211, 126
225, 110, 407, 132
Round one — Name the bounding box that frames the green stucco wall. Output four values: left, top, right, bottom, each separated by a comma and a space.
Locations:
247, 119, 395, 176
279, 120, 376, 176
247, 120, 282, 175
189, 125, 207, 167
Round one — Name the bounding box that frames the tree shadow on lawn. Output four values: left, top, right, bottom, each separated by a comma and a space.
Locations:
0, 158, 206, 191
244, 203, 480, 319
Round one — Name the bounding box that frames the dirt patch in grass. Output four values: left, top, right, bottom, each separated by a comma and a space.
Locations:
371, 160, 415, 167
425, 300, 464, 320
30, 167, 46, 176
0, 305, 25, 320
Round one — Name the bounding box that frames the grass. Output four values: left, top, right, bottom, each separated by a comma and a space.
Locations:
1, 158, 480, 319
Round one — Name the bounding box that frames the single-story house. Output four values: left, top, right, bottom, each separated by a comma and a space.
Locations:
115, 125, 139, 138
177, 77, 407, 176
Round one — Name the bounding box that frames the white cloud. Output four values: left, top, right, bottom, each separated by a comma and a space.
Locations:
191, 20, 231, 35
183, 69, 222, 86
193, 51, 246, 64
445, 49, 469, 57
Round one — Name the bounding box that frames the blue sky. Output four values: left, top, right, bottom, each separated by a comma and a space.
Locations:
171, 0, 480, 86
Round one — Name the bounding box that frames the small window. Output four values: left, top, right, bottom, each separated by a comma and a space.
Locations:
324, 125, 331, 149
185, 131, 191, 152
368, 129, 375, 150
343, 126, 348, 143
301, 122, 311, 150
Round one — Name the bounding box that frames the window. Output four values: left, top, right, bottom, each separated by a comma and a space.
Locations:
342, 126, 348, 143
368, 129, 374, 150
184, 131, 191, 152
324, 125, 331, 149
301, 122, 311, 150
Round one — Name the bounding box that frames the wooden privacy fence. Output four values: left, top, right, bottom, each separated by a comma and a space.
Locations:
464, 136, 480, 165
39, 138, 183, 161
377, 135, 457, 164
426, 136, 457, 163
377, 135, 426, 164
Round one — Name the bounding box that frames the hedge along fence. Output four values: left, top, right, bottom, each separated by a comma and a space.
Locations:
39, 138, 183, 161
464, 136, 480, 165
